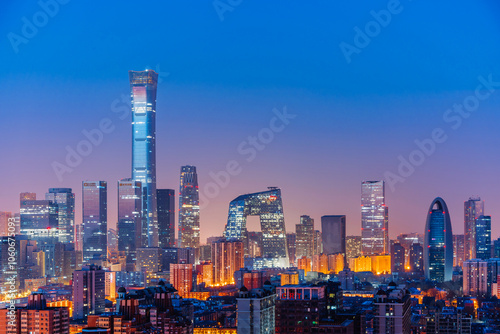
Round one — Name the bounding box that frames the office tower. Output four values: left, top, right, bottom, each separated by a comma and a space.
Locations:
212, 239, 244, 286
45, 188, 75, 243
136, 247, 162, 273
321, 215, 346, 257
463, 259, 488, 297
117, 179, 142, 264
409, 243, 424, 274
72, 265, 105, 320
346, 236, 362, 261
295, 215, 315, 259
464, 197, 484, 261
20, 198, 59, 243
199, 244, 211, 262
494, 238, 500, 258
361, 181, 389, 255
157, 189, 175, 248
424, 197, 453, 282
130, 69, 158, 247
453, 234, 465, 267
475, 215, 491, 260
224, 188, 288, 266
170, 263, 193, 297
0, 212, 12, 237
373, 286, 411, 334
237, 285, 276, 334
107, 228, 118, 253
487, 259, 500, 296
0, 293, 70, 334
178, 247, 196, 264
391, 242, 405, 273
178, 166, 200, 249
75, 224, 83, 252
20, 192, 36, 201
286, 233, 296, 265
314, 230, 322, 255
82, 181, 107, 263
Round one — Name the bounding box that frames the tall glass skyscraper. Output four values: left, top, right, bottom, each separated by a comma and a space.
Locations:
424, 197, 453, 282
475, 215, 491, 260
321, 215, 346, 257
178, 166, 200, 249
20, 198, 59, 242
224, 187, 288, 267
82, 181, 107, 263
118, 179, 142, 264
45, 188, 75, 243
157, 189, 175, 248
464, 197, 484, 261
361, 181, 389, 255
295, 215, 314, 259
129, 70, 158, 247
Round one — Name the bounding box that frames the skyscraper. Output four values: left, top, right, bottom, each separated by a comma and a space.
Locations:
464, 197, 484, 261
45, 188, 75, 244
361, 181, 389, 255
82, 181, 107, 263
130, 69, 158, 247
20, 198, 59, 242
475, 215, 491, 260
224, 188, 288, 266
424, 197, 453, 282
391, 242, 405, 273
463, 259, 488, 297
321, 215, 346, 257
295, 215, 315, 259
178, 166, 200, 249
453, 234, 465, 267
157, 189, 175, 248
212, 239, 244, 286
118, 179, 142, 263
72, 265, 106, 320
346, 236, 362, 261
409, 243, 423, 274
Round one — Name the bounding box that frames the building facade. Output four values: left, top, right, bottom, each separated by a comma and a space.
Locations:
178, 166, 200, 249
361, 181, 389, 256
118, 179, 142, 264
464, 197, 484, 261
82, 181, 107, 262
72, 265, 106, 320
45, 188, 75, 243
321, 215, 346, 258
157, 189, 175, 248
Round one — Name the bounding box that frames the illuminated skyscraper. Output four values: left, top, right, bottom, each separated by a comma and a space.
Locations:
321, 215, 346, 257
45, 188, 75, 243
391, 242, 405, 273
224, 188, 288, 266
453, 234, 465, 267
361, 181, 389, 255
20, 198, 59, 241
409, 243, 423, 274
212, 239, 244, 286
295, 215, 314, 259
118, 179, 142, 263
463, 259, 488, 297
464, 197, 484, 261
346, 236, 362, 261
157, 189, 175, 248
170, 263, 193, 297
82, 181, 107, 263
130, 70, 158, 247
178, 166, 200, 249
424, 197, 453, 282
475, 215, 491, 260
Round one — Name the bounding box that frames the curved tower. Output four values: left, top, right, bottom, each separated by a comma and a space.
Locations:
424, 197, 453, 282
224, 187, 288, 266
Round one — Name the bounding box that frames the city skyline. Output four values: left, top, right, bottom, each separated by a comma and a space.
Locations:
2, 2, 500, 244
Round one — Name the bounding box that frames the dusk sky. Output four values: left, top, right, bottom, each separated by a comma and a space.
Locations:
2, 1, 500, 242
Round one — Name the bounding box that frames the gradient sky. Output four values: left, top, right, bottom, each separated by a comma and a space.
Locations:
1, 1, 500, 243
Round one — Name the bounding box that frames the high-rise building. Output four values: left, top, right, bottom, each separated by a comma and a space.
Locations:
373, 286, 411, 334
157, 189, 175, 248
0, 212, 13, 237
0, 293, 70, 334
224, 188, 288, 266
464, 197, 484, 261
130, 69, 158, 247
346, 235, 362, 261
20, 192, 36, 201
453, 234, 465, 267
463, 259, 488, 297
82, 181, 107, 263
170, 263, 193, 297
72, 265, 106, 320
286, 233, 296, 265
212, 239, 244, 286
178, 166, 200, 249
314, 230, 322, 255
424, 197, 453, 282
295, 215, 315, 259
391, 242, 405, 273
409, 243, 424, 274
118, 179, 142, 263
45, 188, 75, 244
20, 198, 60, 247
321, 215, 346, 257
361, 181, 389, 255
237, 284, 276, 334
475, 215, 491, 260
494, 238, 500, 258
